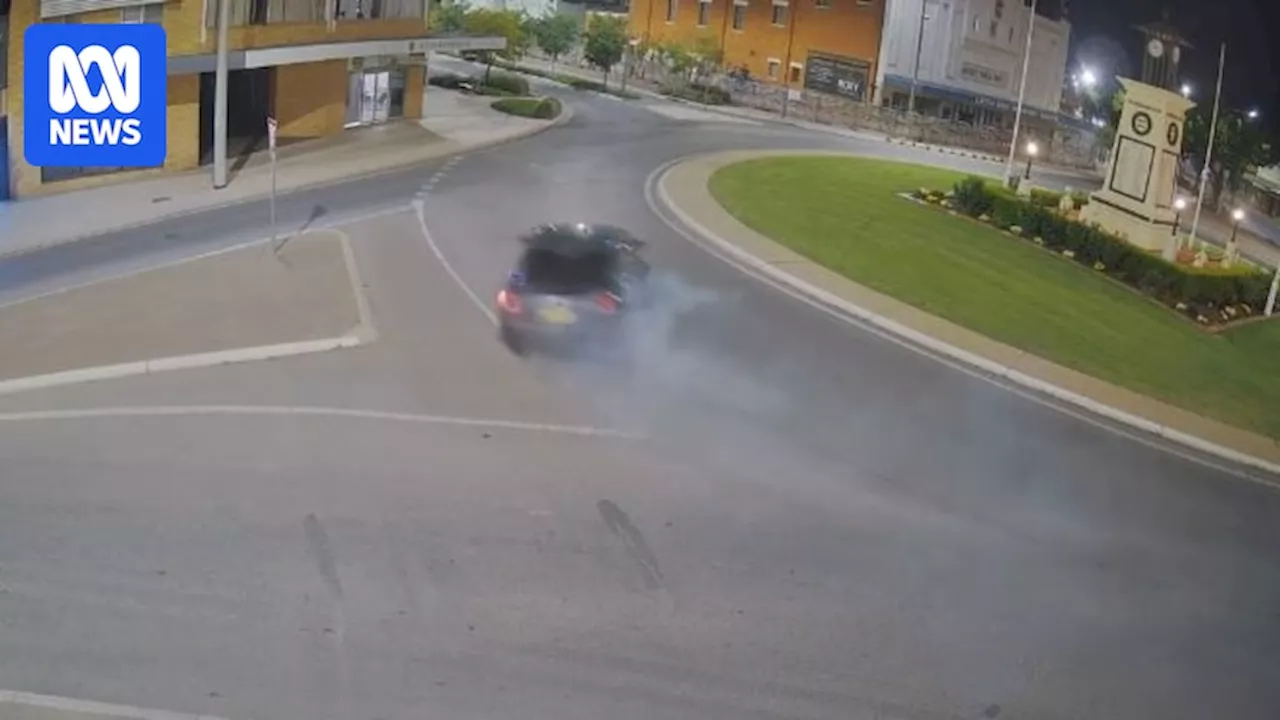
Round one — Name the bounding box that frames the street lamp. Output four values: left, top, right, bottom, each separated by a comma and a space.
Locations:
1024, 141, 1039, 180
1180, 83, 1192, 98
1226, 207, 1245, 266
1172, 196, 1187, 237
1247, 108, 1260, 121
1079, 67, 1097, 89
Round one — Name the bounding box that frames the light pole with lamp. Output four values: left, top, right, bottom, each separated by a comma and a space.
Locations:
1180, 82, 1192, 98
1164, 196, 1187, 261
1002, 0, 1039, 188
1225, 207, 1245, 267
1023, 141, 1038, 181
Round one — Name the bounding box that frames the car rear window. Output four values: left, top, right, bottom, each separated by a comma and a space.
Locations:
518, 248, 616, 294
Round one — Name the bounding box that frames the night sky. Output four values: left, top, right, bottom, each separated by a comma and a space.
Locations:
1066, 0, 1279, 136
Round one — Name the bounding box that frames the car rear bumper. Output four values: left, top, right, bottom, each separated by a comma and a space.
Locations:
499, 314, 622, 353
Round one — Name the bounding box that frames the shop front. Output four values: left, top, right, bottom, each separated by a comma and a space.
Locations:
345, 56, 412, 128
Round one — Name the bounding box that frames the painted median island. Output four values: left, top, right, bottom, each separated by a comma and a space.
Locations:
707, 155, 1280, 441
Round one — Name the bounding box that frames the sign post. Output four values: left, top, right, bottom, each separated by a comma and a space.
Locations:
266, 116, 278, 251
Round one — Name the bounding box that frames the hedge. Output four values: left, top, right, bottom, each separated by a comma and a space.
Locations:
491, 96, 562, 120
483, 71, 530, 96
945, 177, 1271, 324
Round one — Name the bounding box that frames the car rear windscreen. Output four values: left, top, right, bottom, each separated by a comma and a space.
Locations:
519, 249, 616, 294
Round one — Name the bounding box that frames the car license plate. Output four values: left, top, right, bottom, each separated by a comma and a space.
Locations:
539, 306, 576, 324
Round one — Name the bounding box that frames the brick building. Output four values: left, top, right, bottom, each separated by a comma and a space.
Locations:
628, 0, 886, 102
0, 0, 501, 198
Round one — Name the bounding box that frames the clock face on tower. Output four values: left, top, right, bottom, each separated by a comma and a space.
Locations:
1147, 38, 1165, 58
1167, 121, 1181, 147
1132, 111, 1153, 137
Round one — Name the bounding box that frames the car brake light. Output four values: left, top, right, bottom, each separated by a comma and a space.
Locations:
497, 289, 523, 314
594, 292, 619, 313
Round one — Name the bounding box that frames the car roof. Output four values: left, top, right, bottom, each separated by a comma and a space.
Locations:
518, 223, 641, 257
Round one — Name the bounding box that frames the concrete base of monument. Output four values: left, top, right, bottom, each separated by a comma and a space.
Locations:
1080, 197, 1179, 254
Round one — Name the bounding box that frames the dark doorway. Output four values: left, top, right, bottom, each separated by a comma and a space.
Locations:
199, 67, 274, 167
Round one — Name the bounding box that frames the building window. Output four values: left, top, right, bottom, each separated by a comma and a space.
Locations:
815, 0, 831, 7
666, 0, 677, 21
972, 15, 980, 32
1008, 24, 1014, 43
120, 3, 163, 23
988, 20, 998, 38
771, 4, 787, 26
767, 59, 780, 78
697, 0, 710, 26
856, 0, 872, 5
250, 0, 269, 24
732, 4, 745, 29
993, 0, 1004, 20
788, 64, 802, 83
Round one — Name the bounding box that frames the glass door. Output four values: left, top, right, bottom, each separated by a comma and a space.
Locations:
345, 72, 363, 127
371, 71, 391, 124
360, 72, 379, 125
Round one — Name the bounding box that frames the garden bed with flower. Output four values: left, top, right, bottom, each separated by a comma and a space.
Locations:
708, 155, 1280, 439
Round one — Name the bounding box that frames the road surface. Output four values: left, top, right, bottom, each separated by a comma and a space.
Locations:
1, 82, 1278, 720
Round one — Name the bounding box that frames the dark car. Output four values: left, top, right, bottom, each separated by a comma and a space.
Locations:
496, 223, 651, 355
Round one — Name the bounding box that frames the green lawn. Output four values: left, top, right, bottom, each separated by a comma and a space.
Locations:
709, 156, 1280, 439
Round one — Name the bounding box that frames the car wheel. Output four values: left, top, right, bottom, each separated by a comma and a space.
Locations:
499, 324, 527, 356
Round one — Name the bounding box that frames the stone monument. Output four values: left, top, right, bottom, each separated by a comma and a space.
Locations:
1080, 15, 1195, 259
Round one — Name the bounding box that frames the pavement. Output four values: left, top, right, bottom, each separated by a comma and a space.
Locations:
0, 230, 367, 390
1, 80, 1280, 720
0, 85, 563, 260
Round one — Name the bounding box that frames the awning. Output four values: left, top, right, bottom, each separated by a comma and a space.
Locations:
167, 34, 506, 76
881, 74, 1094, 131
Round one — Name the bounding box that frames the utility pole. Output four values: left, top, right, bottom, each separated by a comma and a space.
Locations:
906, 0, 928, 115
1002, 0, 1038, 188
1187, 42, 1226, 251
213, 0, 230, 189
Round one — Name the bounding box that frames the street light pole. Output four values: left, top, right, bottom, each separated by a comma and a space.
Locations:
1266, 263, 1280, 316
1024, 141, 1038, 179
212, 0, 230, 189
1002, 0, 1038, 188
906, 0, 928, 115
1226, 207, 1244, 266
1187, 42, 1226, 250
779, 0, 800, 119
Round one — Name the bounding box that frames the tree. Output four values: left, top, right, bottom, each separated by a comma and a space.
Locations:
464, 8, 531, 84
531, 13, 580, 73
429, 0, 470, 34
1184, 107, 1277, 208
582, 15, 627, 88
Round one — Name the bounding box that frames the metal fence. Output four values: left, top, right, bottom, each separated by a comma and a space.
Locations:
716, 76, 1101, 171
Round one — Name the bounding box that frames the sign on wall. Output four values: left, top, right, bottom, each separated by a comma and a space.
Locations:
803, 52, 871, 102
960, 62, 1008, 88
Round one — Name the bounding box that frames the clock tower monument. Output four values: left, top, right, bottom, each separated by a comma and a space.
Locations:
1079, 14, 1195, 259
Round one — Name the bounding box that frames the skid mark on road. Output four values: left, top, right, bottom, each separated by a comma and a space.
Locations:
0, 404, 641, 439
597, 499, 665, 591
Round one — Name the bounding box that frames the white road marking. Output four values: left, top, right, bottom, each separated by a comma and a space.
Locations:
0, 690, 225, 720
411, 198, 499, 325
643, 156, 1280, 491
0, 206, 414, 313
334, 228, 378, 343
0, 405, 641, 439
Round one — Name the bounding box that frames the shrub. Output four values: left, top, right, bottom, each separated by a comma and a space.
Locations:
483, 71, 530, 96
428, 73, 468, 89
946, 176, 1271, 323
662, 82, 731, 105
491, 96, 562, 119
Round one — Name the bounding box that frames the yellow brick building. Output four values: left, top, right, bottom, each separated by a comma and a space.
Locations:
0, 0, 501, 198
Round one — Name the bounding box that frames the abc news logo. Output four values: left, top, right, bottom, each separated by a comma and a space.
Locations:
49, 44, 144, 147
24, 23, 167, 168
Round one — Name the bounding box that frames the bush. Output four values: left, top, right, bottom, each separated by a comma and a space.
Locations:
428, 73, 468, 90
491, 96, 562, 119
483, 71, 530, 96
948, 176, 1271, 322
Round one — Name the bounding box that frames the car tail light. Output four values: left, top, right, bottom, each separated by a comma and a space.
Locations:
594, 292, 619, 314
497, 289, 523, 314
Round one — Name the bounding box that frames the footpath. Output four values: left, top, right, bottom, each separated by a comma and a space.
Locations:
0, 87, 564, 259
657, 149, 1280, 478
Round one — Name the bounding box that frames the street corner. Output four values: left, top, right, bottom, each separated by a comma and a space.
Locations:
0, 228, 372, 396
0, 691, 222, 720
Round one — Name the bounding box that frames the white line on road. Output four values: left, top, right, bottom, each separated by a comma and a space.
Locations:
0, 690, 227, 720
411, 198, 498, 325
643, 156, 1280, 491
0, 405, 641, 439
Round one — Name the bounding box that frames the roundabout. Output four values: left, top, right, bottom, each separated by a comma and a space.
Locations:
2, 82, 1278, 720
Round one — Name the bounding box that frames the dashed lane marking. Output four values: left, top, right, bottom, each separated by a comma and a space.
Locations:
0, 689, 231, 720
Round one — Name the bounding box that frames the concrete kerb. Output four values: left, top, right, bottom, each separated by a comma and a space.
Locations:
0, 108, 570, 264
0, 228, 378, 398
651, 152, 1280, 482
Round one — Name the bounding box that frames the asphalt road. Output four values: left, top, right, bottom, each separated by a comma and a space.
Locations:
1, 85, 1278, 720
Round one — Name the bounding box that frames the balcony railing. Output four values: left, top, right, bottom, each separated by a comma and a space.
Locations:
204, 0, 424, 28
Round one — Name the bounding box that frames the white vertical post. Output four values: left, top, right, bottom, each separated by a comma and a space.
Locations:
1186, 42, 1226, 251
1266, 263, 1280, 316
1003, 0, 1038, 188
213, 0, 231, 189
906, 0, 928, 115
267, 117, 279, 250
